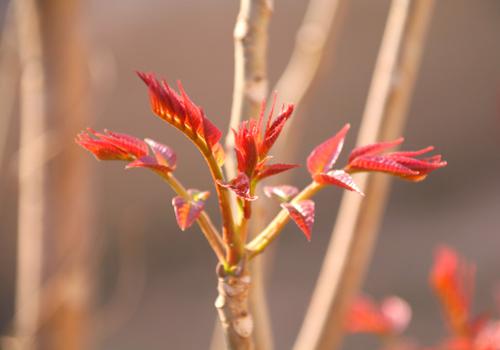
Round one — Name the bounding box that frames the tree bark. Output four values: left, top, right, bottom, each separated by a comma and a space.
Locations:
215, 266, 254, 350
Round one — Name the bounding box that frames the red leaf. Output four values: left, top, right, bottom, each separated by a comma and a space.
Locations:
125, 156, 173, 175
76, 129, 139, 161
263, 185, 299, 202
217, 173, 257, 201
201, 113, 223, 149
281, 200, 315, 241
388, 145, 434, 158
145, 138, 177, 170
348, 155, 418, 176
347, 140, 447, 182
171, 189, 209, 230
313, 170, 364, 195
256, 163, 300, 180
261, 104, 294, 155
307, 123, 350, 175
98, 129, 149, 159
348, 137, 404, 163
233, 122, 258, 175
387, 155, 447, 175
177, 81, 202, 132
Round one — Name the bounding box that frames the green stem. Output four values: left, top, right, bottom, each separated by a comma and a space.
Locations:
246, 181, 323, 257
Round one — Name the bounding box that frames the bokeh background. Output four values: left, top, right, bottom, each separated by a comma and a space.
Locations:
0, 0, 499, 349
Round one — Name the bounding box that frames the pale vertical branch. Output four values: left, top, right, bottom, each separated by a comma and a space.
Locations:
14, 0, 47, 348
38, 1, 92, 349
225, 0, 273, 180
215, 1, 273, 350
247, 2, 348, 350
293, 1, 435, 349
274, 0, 347, 106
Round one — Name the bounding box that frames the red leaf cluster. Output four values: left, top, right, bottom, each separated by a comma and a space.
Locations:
137, 72, 224, 162
224, 98, 298, 202
233, 99, 298, 180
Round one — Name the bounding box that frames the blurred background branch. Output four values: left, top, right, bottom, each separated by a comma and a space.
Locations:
13, 0, 47, 349
245, 0, 349, 349
38, 0, 92, 349
294, 1, 435, 349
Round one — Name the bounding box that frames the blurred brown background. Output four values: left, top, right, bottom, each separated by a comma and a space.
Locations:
0, 0, 499, 349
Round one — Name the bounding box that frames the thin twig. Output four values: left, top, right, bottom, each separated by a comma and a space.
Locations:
293, 1, 435, 349
225, 0, 273, 181
13, 0, 47, 348
214, 1, 273, 349
246, 2, 348, 349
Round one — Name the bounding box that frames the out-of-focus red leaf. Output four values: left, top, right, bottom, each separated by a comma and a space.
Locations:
346, 295, 411, 336
346, 296, 392, 334
217, 173, 257, 201
348, 137, 404, 163
430, 246, 475, 335
256, 163, 300, 180
307, 123, 350, 175
171, 189, 209, 231
281, 200, 315, 241
313, 170, 364, 195
263, 185, 299, 202
145, 138, 177, 170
